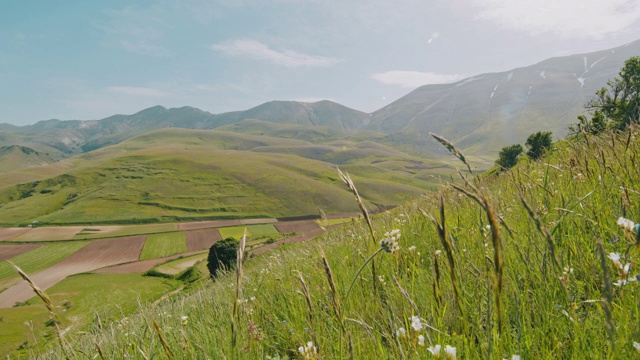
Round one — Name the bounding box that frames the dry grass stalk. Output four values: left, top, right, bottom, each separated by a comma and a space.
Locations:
425, 196, 463, 314
296, 271, 318, 349
429, 132, 473, 174
153, 319, 175, 359
337, 166, 379, 294
231, 228, 247, 349
519, 195, 561, 271
9, 261, 71, 350
94, 342, 106, 360
483, 194, 504, 333
336, 167, 375, 244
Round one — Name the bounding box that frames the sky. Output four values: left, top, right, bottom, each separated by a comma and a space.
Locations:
2, 0, 640, 126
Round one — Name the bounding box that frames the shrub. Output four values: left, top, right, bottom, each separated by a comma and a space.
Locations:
495, 144, 523, 169
525, 131, 552, 160
207, 237, 239, 277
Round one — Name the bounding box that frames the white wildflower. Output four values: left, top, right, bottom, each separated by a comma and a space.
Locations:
418, 335, 425, 346
380, 229, 401, 253
634, 341, 640, 353
181, 316, 188, 326
445, 345, 456, 359
609, 252, 622, 269
428, 344, 441, 356
618, 217, 636, 233
410, 316, 423, 331
396, 327, 406, 338
408, 246, 417, 251
435, 250, 442, 255
298, 341, 317, 359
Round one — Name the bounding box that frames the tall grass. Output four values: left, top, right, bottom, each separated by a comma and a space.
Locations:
11, 126, 640, 358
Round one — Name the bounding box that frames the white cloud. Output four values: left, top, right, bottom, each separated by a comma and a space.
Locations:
472, 0, 640, 39
106, 86, 170, 97
371, 71, 465, 88
212, 39, 342, 67
427, 31, 439, 44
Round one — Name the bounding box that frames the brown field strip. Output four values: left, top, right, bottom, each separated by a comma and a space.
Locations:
273, 220, 322, 234
0, 235, 146, 308
0, 228, 31, 242
177, 218, 276, 231
6, 226, 84, 242
0, 244, 43, 262
185, 229, 221, 252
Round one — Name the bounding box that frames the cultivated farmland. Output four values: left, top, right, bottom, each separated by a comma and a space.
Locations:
0, 236, 145, 307
0, 244, 42, 262
185, 229, 221, 252
139, 232, 186, 260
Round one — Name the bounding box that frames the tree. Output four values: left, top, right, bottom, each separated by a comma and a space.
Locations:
525, 131, 552, 160
495, 144, 523, 169
207, 237, 239, 277
584, 56, 640, 130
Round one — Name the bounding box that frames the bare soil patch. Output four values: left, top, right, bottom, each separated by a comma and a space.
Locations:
0, 228, 31, 242
185, 229, 221, 252
0, 236, 146, 308
7, 227, 84, 242
274, 221, 321, 234
0, 244, 43, 262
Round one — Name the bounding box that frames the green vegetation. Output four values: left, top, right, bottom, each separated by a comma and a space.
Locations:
218, 226, 250, 240
207, 237, 239, 277
0, 242, 87, 286
18, 123, 640, 358
495, 144, 523, 169
587, 56, 640, 130
73, 223, 178, 240
139, 232, 187, 260
153, 253, 208, 276
0, 273, 180, 356
0, 129, 444, 226
525, 131, 552, 160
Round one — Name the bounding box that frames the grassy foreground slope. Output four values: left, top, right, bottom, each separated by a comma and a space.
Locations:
28, 126, 640, 358
0, 129, 445, 226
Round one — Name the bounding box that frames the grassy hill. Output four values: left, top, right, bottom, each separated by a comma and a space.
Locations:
14, 124, 640, 358
0, 129, 447, 226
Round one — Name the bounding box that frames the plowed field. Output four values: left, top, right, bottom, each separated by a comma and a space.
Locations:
0, 244, 43, 262
185, 229, 221, 252
0, 236, 146, 308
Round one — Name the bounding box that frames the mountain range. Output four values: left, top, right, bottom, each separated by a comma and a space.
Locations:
0, 40, 637, 225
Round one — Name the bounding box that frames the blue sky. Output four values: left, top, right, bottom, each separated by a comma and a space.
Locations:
2, 0, 640, 126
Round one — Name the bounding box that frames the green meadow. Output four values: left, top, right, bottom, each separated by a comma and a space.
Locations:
16, 124, 640, 359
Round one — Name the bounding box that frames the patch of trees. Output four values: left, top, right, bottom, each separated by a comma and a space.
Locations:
207, 237, 239, 277
572, 56, 640, 134
495, 131, 553, 170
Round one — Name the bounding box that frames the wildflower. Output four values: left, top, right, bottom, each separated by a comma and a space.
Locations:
410, 316, 423, 331
396, 327, 406, 338
380, 229, 401, 253
408, 246, 417, 251
418, 335, 425, 346
378, 275, 386, 285
618, 217, 637, 233
428, 344, 441, 356
634, 341, 640, 354
435, 250, 442, 255
609, 253, 622, 269
181, 316, 188, 327
298, 341, 317, 359
445, 345, 457, 359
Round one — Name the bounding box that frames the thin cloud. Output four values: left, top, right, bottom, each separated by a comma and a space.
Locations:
212, 39, 342, 67
472, 0, 640, 39
106, 86, 170, 97
427, 31, 439, 44
372, 71, 465, 88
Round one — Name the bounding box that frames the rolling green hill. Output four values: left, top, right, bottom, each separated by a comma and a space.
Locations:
0, 129, 446, 226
